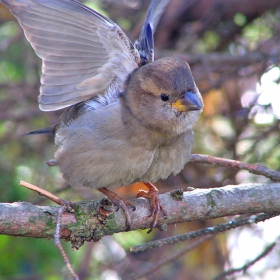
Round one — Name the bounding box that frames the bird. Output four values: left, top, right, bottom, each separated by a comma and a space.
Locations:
2, 0, 204, 233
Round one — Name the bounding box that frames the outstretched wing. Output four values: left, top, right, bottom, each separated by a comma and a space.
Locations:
135, 0, 170, 64
2, 0, 140, 111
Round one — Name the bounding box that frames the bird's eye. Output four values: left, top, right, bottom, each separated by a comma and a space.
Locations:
160, 93, 169, 102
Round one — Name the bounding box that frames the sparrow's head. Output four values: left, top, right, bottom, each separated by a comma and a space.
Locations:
123, 57, 203, 135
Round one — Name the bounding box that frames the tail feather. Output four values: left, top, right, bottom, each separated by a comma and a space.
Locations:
24, 125, 56, 136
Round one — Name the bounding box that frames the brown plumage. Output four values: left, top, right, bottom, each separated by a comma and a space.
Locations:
2, 0, 203, 232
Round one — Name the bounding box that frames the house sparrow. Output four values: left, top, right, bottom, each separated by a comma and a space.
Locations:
2, 0, 203, 232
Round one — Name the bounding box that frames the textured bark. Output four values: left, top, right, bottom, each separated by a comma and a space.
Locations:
1, 183, 280, 249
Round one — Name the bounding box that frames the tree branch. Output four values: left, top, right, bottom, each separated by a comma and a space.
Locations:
1, 183, 280, 250
130, 213, 278, 253
213, 242, 277, 280
189, 154, 280, 181
129, 235, 213, 280
156, 50, 268, 66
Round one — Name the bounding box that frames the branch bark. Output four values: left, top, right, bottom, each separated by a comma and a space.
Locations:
1, 183, 280, 249
189, 154, 280, 181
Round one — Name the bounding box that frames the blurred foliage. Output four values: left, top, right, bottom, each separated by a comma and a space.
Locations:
0, 0, 280, 280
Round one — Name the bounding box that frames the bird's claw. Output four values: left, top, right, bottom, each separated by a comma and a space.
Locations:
137, 182, 167, 234
98, 187, 135, 230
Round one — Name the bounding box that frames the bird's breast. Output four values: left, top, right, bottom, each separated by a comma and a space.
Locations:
138, 130, 194, 182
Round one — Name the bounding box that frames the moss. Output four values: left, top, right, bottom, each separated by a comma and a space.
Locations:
206, 191, 217, 209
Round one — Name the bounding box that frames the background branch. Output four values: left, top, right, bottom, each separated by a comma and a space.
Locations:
189, 154, 280, 181
213, 242, 277, 280
131, 212, 278, 253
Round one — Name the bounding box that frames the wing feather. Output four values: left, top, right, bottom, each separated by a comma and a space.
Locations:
135, 0, 170, 64
2, 0, 140, 111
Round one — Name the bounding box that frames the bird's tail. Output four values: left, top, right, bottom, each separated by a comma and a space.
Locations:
24, 125, 56, 137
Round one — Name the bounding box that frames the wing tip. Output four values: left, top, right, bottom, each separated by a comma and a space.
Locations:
39, 102, 67, 111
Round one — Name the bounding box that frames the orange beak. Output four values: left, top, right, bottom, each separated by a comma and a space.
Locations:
172, 91, 202, 112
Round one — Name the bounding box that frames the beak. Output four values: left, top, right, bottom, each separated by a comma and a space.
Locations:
172, 91, 202, 112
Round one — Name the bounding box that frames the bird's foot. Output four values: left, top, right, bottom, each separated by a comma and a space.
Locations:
137, 182, 167, 234
98, 187, 136, 231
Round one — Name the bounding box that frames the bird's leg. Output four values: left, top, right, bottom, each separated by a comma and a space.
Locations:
98, 187, 136, 230
137, 182, 167, 233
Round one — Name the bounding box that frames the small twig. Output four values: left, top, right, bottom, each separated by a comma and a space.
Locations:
189, 154, 280, 181
213, 242, 276, 280
131, 213, 278, 253
55, 206, 79, 280
20, 181, 78, 277
33, 184, 71, 205
19, 180, 65, 205
130, 235, 212, 280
